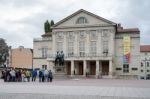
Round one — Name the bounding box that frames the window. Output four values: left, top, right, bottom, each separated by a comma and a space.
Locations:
57, 32, 63, 38
79, 41, 85, 56
68, 31, 74, 38
116, 68, 122, 70
42, 65, 47, 69
141, 62, 143, 67
80, 31, 85, 38
57, 42, 63, 52
145, 53, 148, 55
123, 64, 129, 73
132, 68, 138, 70
147, 70, 149, 72
102, 31, 109, 54
90, 30, 97, 40
147, 62, 149, 67
68, 42, 74, 57
141, 70, 143, 72
90, 41, 96, 56
41, 47, 48, 58
76, 17, 88, 24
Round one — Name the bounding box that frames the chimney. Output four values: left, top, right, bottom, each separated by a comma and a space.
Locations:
117, 23, 123, 29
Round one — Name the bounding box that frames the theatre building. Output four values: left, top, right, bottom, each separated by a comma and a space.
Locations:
33, 9, 140, 78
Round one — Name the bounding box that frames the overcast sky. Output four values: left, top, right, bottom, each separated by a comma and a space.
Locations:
0, 0, 149, 48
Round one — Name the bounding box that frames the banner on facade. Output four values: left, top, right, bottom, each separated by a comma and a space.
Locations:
123, 36, 130, 64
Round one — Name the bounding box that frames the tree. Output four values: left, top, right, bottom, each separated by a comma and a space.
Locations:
50, 20, 55, 32
0, 38, 9, 67
44, 20, 50, 33
50, 20, 54, 26
44, 20, 55, 33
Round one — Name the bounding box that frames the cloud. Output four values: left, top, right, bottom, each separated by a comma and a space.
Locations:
0, 0, 150, 48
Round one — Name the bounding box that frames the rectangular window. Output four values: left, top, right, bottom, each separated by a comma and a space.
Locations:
41, 47, 48, 58
116, 68, 122, 70
57, 42, 63, 52
79, 41, 85, 57
68, 42, 74, 57
80, 31, 85, 38
123, 64, 129, 73
90, 30, 96, 40
42, 65, 47, 69
90, 41, 96, 56
132, 68, 138, 70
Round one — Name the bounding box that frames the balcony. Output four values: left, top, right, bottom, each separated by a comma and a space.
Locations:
46, 53, 112, 61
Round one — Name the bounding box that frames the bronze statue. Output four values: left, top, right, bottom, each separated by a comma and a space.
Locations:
55, 51, 64, 66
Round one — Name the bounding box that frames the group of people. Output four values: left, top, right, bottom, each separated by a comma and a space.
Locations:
1, 68, 53, 82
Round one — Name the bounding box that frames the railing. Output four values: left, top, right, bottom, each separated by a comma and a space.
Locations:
33, 37, 52, 42
47, 53, 112, 58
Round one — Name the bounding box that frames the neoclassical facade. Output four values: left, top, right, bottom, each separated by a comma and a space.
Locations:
33, 9, 140, 78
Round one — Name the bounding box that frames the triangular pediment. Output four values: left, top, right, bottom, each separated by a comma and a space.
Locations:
53, 9, 116, 28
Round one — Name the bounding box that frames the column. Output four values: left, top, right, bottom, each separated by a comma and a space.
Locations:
83, 60, 87, 77
52, 32, 56, 55
71, 60, 74, 76
109, 60, 113, 78
96, 60, 100, 78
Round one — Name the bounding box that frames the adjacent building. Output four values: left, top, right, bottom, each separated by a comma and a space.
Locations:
10, 46, 33, 69
140, 45, 150, 78
33, 9, 141, 78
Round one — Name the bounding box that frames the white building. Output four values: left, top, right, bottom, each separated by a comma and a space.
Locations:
33, 9, 140, 78
140, 45, 150, 79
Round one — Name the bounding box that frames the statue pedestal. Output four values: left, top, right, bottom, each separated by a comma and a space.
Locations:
55, 65, 65, 73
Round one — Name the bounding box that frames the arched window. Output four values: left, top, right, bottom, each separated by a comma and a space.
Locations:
76, 17, 88, 24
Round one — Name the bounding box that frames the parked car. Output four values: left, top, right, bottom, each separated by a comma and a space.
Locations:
146, 74, 150, 80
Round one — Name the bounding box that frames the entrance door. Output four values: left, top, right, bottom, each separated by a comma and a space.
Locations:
102, 61, 109, 75
79, 62, 83, 75
90, 62, 96, 75
67, 62, 71, 75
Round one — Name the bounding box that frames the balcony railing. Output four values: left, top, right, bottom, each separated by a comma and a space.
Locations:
47, 53, 112, 58
34, 37, 52, 42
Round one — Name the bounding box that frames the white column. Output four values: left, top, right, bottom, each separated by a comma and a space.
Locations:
109, 60, 113, 78
52, 32, 56, 55
71, 60, 74, 76
96, 60, 100, 78
83, 60, 87, 76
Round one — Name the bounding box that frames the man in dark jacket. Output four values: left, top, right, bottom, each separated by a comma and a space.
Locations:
48, 70, 53, 82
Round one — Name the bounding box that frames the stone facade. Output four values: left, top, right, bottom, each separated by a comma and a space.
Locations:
33, 9, 141, 78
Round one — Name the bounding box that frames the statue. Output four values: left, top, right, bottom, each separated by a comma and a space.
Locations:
54, 51, 64, 67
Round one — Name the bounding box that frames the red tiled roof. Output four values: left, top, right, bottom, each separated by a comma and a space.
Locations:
140, 45, 150, 52
117, 28, 140, 33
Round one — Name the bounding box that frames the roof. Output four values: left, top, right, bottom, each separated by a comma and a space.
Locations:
116, 23, 140, 33
41, 33, 52, 37
53, 9, 116, 27
117, 28, 140, 33
140, 45, 150, 52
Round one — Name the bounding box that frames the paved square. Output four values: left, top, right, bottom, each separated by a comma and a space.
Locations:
0, 79, 150, 99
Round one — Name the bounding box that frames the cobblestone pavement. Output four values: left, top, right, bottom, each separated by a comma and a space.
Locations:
0, 79, 150, 99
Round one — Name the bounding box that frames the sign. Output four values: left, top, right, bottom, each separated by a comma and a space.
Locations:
123, 36, 130, 64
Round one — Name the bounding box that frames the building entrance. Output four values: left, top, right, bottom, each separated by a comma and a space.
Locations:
101, 61, 109, 75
